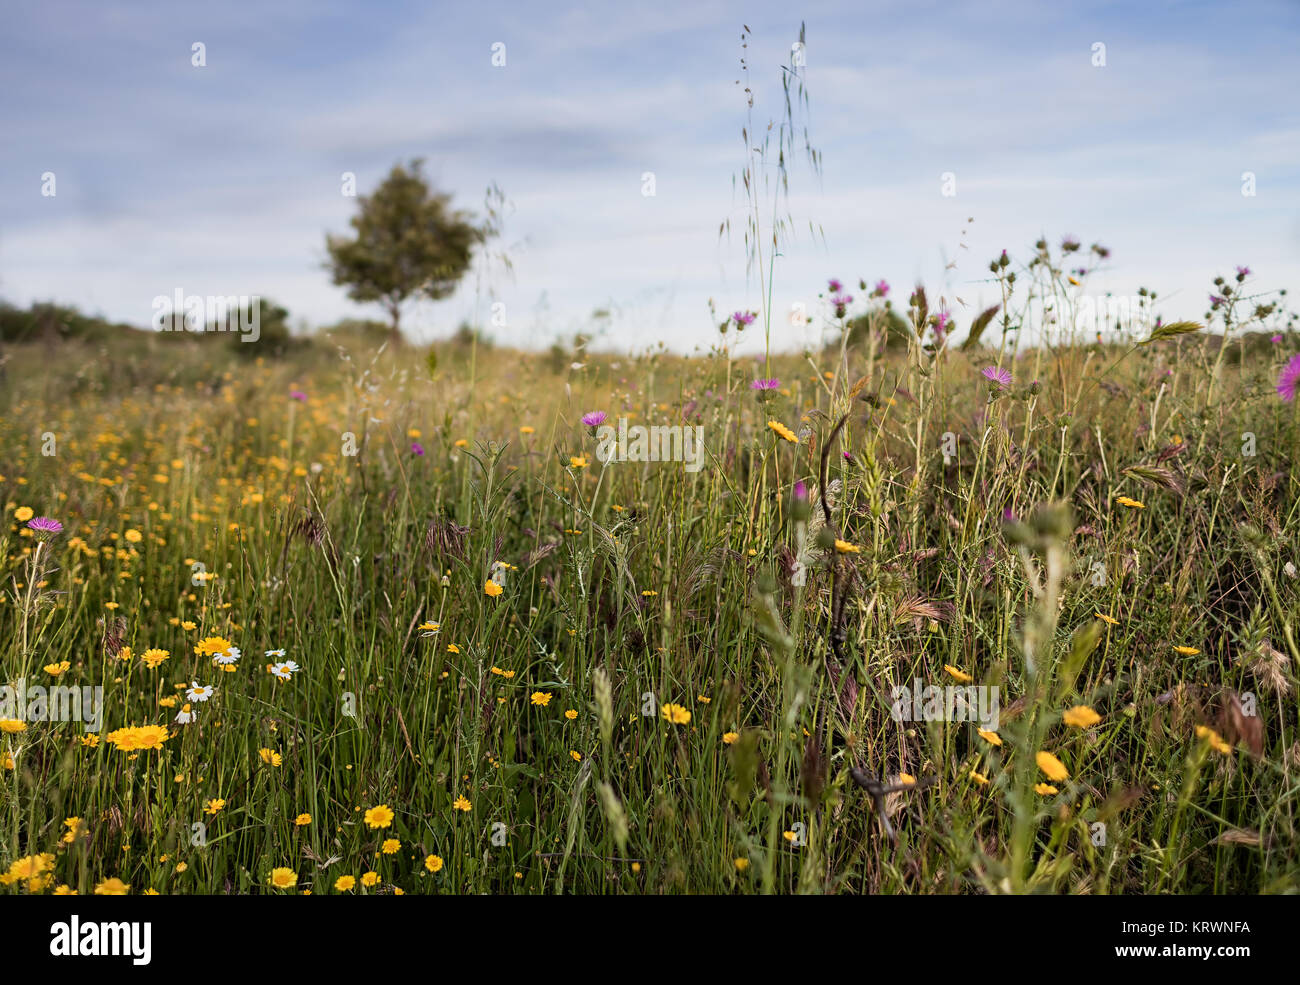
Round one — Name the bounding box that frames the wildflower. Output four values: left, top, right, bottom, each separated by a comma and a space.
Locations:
943, 665, 973, 684
265, 648, 286, 658
722, 731, 739, 745
569, 455, 588, 468
734, 857, 750, 871
750, 378, 780, 392
581, 411, 608, 429
1035, 783, 1059, 795
44, 661, 71, 677
205, 798, 225, 815
1276, 354, 1300, 402
174, 703, 196, 725
453, 795, 472, 812
977, 729, 1002, 746
0, 719, 27, 734
258, 748, 282, 767
195, 636, 234, 658
105, 724, 170, 752
1036, 751, 1070, 782
569, 750, 582, 761
969, 771, 989, 786
520, 425, 535, 435
361, 871, 379, 887
898, 773, 916, 785
446, 644, 459, 654
94, 877, 130, 895
661, 703, 691, 725
124, 529, 143, 544
14, 506, 35, 522
484, 579, 503, 597
530, 691, 552, 707
1173, 645, 1200, 656
364, 804, 395, 829
334, 875, 356, 891
1094, 612, 1119, 626
981, 366, 1012, 389
410, 442, 425, 456
141, 648, 170, 669
268, 868, 297, 890
27, 517, 63, 538
425, 854, 444, 873
873, 279, 890, 298
382, 839, 400, 854
1115, 496, 1145, 509
269, 661, 299, 680
767, 421, 798, 443
1063, 706, 1101, 728
732, 310, 756, 328
834, 539, 860, 554
1195, 724, 1233, 755
294, 813, 312, 827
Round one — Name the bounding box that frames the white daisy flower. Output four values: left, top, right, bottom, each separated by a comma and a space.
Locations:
212, 647, 241, 665
174, 703, 197, 724
186, 682, 216, 703
269, 662, 293, 680
265, 648, 286, 658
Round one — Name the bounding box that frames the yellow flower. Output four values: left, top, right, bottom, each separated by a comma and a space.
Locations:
1173, 645, 1200, 656
1035, 783, 1059, 795
0, 719, 27, 734
564, 709, 578, 720
452, 796, 472, 812
258, 748, 282, 767
361, 871, 379, 886
898, 773, 916, 786
205, 798, 225, 815
520, 426, 535, 435
1115, 496, 1144, 509
334, 875, 356, 891
141, 648, 170, 669
1062, 705, 1101, 729
425, 854, 444, 873
1036, 750, 1070, 782
94, 877, 130, 895
977, 729, 1002, 746
569, 456, 588, 469
943, 665, 973, 683
195, 636, 234, 657
969, 771, 989, 786
14, 507, 34, 522
569, 750, 582, 761
1094, 612, 1119, 626
44, 661, 71, 677
530, 691, 552, 707
484, 579, 503, 597
661, 703, 691, 725
734, 858, 749, 871
834, 539, 861, 554
268, 867, 297, 890
447, 643, 460, 654
124, 529, 143, 543
382, 839, 400, 854
767, 420, 797, 443
722, 731, 739, 745
1195, 724, 1233, 755
364, 804, 395, 829
294, 813, 312, 826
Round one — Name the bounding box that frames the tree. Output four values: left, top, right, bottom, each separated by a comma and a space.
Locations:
325, 160, 480, 345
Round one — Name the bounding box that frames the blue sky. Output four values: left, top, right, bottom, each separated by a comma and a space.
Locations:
2, 0, 1298, 353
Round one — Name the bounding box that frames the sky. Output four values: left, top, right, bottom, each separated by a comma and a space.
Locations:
2, 0, 1298, 354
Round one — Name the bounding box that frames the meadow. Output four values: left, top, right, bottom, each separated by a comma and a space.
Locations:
2, 263, 1300, 895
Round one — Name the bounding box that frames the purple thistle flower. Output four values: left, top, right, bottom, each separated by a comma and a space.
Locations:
828, 278, 843, 294
27, 516, 63, 535
793, 480, 807, 501
1209, 294, 1225, 306
410, 442, 425, 456
289, 390, 307, 402
830, 293, 853, 308
1271, 334, 1283, 344
1277, 353, 1300, 403
982, 366, 1013, 388
733, 310, 756, 328
873, 279, 890, 298
1236, 265, 1251, 278
581, 411, 608, 428
750, 378, 780, 391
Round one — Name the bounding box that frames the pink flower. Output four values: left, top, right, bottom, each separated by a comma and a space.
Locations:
828, 278, 843, 293
873, 280, 890, 298
581, 411, 608, 428
750, 378, 780, 391
733, 311, 756, 328
27, 517, 63, 537
289, 390, 307, 402
1277, 353, 1300, 402
410, 442, 425, 456
982, 366, 1013, 388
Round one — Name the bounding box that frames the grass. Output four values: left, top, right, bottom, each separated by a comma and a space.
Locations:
2, 284, 1299, 896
